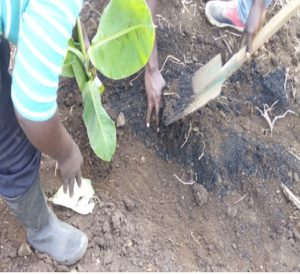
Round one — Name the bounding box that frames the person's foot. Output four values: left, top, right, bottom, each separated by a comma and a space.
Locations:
205, 0, 245, 32
4, 177, 88, 266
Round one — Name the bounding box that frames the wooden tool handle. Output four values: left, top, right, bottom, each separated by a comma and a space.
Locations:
252, 0, 300, 54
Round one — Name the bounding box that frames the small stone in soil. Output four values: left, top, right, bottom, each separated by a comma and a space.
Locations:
103, 250, 113, 265
248, 196, 254, 207
103, 220, 110, 233
140, 156, 146, 164
215, 173, 223, 185
117, 128, 124, 137
111, 211, 123, 231
116, 112, 126, 128
123, 197, 135, 211
226, 206, 238, 218
73, 215, 92, 231
293, 172, 299, 183
126, 239, 133, 247
193, 183, 208, 207
293, 228, 300, 242
18, 243, 32, 257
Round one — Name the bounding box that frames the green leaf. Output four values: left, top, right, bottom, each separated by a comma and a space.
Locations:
61, 51, 76, 78
62, 51, 88, 92
82, 80, 116, 161
72, 53, 89, 92
61, 39, 79, 78
61, 39, 89, 91
88, 0, 155, 80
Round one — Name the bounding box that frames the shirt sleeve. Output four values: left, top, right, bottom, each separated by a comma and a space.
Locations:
11, 0, 82, 121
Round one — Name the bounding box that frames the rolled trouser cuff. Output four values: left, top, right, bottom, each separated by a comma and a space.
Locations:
237, 0, 273, 24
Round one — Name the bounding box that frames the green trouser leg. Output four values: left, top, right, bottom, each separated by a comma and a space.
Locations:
3, 177, 88, 266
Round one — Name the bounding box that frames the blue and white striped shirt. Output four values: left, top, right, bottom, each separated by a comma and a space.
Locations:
1, 0, 83, 121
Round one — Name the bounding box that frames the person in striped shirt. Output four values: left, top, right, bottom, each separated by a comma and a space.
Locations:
0, 0, 165, 266
0, 0, 88, 266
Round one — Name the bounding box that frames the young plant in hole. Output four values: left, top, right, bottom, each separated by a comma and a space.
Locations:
61, 0, 155, 161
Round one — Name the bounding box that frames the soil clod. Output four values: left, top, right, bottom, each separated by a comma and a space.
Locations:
17, 243, 32, 257
117, 112, 126, 128
193, 183, 208, 207
226, 206, 238, 218
123, 197, 135, 212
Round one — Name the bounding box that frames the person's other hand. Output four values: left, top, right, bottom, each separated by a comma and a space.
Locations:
145, 67, 166, 132
58, 142, 83, 198
245, 0, 266, 56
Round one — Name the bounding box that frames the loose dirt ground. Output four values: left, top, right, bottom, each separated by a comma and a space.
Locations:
1, 0, 300, 271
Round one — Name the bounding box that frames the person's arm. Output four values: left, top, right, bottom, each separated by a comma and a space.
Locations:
11, 1, 83, 197
245, 0, 266, 55
15, 112, 82, 197
145, 0, 166, 132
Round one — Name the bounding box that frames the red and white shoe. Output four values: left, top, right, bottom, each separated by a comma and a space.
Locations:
205, 0, 245, 32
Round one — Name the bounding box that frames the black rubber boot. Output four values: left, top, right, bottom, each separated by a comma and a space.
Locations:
3, 177, 88, 266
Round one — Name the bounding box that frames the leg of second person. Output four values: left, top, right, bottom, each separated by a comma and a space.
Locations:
205, 0, 273, 32
237, 0, 273, 24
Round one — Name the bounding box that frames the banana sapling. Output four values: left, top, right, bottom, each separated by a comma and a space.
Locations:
61, 0, 155, 161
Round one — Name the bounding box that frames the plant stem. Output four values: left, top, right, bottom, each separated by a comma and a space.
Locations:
67, 46, 92, 79
76, 17, 87, 57
67, 46, 85, 65
75, 17, 92, 79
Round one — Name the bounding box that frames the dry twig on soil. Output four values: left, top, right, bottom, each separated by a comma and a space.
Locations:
191, 3, 197, 19
163, 92, 181, 99
213, 34, 227, 41
284, 68, 289, 97
173, 174, 195, 185
222, 39, 232, 54
54, 161, 59, 176
181, 0, 194, 14
190, 230, 201, 247
225, 30, 242, 37
160, 55, 185, 72
129, 71, 144, 85
234, 194, 246, 204
198, 142, 206, 161
288, 149, 300, 161
281, 184, 300, 210
181, 121, 192, 148
255, 101, 296, 135
291, 85, 297, 101
156, 14, 172, 30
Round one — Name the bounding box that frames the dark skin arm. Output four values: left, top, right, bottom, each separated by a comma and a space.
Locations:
245, 0, 266, 55
145, 0, 166, 132
16, 110, 82, 197
15, 22, 92, 198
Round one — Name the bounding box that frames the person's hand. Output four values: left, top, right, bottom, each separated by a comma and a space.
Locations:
145, 67, 166, 132
244, 0, 266, 57
58, 141, 83, 198
15, 110, 83, 198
